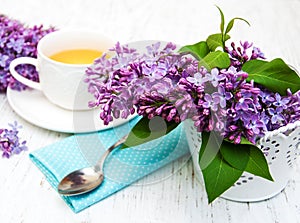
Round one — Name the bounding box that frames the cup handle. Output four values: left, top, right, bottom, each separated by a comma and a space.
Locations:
9, 57, 42, 90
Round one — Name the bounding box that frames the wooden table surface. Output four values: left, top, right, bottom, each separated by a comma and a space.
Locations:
1, 0, 300, 222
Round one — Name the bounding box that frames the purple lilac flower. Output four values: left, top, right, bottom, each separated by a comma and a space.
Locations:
235, 98, 253, 111
0, 15, 55, 92
186, 72, 204, 86
0, 121, 27, 158
252, 47, 265, 60
273, 93, 290, 109
245, 115, 265, 138
268, 107, 285, 124
259, 91, 275, 104
203, 92, 226, 112
7, 37, 25, 53
146, 42, 161, 56
0, 55, 9, 67
218, 85, 232, 101
203, 68, 226, 87
259, 111, 271, 132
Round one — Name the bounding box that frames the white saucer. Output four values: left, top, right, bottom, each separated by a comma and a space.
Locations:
7, 87, 137, 133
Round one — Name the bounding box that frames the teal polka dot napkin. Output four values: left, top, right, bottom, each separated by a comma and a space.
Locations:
29, 117, 189, 213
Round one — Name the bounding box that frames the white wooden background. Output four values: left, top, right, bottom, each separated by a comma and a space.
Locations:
1, 0, 300, 222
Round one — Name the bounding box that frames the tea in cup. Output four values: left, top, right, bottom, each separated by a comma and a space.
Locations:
9, 29, 114, 110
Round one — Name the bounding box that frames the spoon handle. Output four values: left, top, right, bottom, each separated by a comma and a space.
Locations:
96, 134, 128, 171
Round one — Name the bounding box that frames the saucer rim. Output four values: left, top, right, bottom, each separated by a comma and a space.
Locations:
6, 87, 136, 133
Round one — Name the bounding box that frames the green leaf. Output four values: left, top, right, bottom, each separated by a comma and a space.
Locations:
206, 33, 230, 51
242, 58, 300, 95
225, 17, 250, 35
199, 131, 222, 170
199, 133, 273, 202
198, 51, 231, 70
225, 19, 234, 35
220, 141, 250, 171
245, 146, 274, 181
239, 136, 256, 145
215, 5, 225, 34
224, 137, 273, 181
179, 41, 210, 60
198, 131, 243, 203
201, 151, 243, 203
121, 116, 179, 149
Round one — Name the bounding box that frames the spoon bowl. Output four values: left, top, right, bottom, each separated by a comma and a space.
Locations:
58, 167, 104, 196
57, 135, 127, 196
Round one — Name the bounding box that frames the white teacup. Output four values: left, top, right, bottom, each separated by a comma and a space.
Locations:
9, 29, 114, 110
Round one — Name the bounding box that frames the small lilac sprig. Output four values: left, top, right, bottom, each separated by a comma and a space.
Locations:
225, 41, 265, 70
0, 121, 27, 158
0, 14, 55, 92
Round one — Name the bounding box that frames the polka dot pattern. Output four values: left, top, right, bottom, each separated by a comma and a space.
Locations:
29, 117, 189, 213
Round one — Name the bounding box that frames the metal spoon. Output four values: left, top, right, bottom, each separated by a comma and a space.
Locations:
57, 134, 128, 196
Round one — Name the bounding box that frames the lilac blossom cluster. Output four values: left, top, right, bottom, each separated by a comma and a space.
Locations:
85, 42, 198, 125
0, 121, 27, 158
85, 41, 300, 144
0, 15, 55, 91
189, 66, 300, 144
